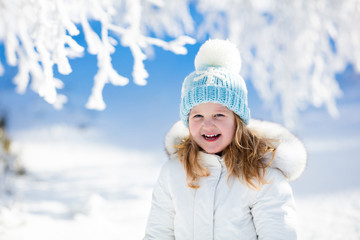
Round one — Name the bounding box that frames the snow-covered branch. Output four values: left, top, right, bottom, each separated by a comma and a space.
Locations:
1, 0, 359, 126
196, 0, 357, 127
0, 0, 195, 110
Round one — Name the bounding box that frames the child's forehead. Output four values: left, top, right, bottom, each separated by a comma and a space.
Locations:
190, 103, 232, 113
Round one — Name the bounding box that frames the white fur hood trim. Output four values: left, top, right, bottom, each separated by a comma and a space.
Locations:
165, 120, 307, 181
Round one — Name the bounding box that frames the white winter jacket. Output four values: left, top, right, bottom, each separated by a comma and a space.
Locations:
144, 120, 307, 240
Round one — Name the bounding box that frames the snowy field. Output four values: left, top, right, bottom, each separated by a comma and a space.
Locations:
1, 124, 359, 240
0, 126, 161, 240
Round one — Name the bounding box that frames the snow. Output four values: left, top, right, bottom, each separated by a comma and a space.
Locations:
297, 191, 360, 240
1, 123, 359, 240
1, 126, 162, 239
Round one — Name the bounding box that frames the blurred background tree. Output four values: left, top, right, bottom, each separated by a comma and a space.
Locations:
0, 112, 25, 206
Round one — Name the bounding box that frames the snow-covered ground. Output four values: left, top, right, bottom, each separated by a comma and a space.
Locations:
0, 123, 359, 240
1, 126, 162, 240
297, 191, 360, 240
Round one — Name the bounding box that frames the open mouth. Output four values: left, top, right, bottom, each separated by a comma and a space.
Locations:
203, 134, 221, 141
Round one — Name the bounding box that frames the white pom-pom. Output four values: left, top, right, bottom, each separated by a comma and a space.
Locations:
194, 39, 241, 73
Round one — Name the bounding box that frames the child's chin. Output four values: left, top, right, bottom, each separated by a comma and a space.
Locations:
203, 147, 223, 154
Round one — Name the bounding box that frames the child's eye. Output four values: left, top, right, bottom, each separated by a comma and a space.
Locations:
215, 114, 224, 117
193, 114, 203, 118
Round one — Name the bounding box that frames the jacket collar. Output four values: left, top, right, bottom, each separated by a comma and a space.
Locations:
165, 120, 307, 181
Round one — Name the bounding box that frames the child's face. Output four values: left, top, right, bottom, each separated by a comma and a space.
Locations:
189, 102, 236, 154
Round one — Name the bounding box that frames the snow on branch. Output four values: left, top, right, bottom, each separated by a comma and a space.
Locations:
1, 0, 359, 126
0, 0, 195, 110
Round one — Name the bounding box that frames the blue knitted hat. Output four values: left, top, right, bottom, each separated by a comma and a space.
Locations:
180, 39, 250, 126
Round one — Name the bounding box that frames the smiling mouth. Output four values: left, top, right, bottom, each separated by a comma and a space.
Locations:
203, 134, 221, 141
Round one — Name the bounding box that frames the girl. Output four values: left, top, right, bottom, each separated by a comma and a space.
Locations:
144, 39, 307, 239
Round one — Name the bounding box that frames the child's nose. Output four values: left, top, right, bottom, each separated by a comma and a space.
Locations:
202, 118, 215, 129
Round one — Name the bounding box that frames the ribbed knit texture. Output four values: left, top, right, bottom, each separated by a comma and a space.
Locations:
180, 66, 250, 126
